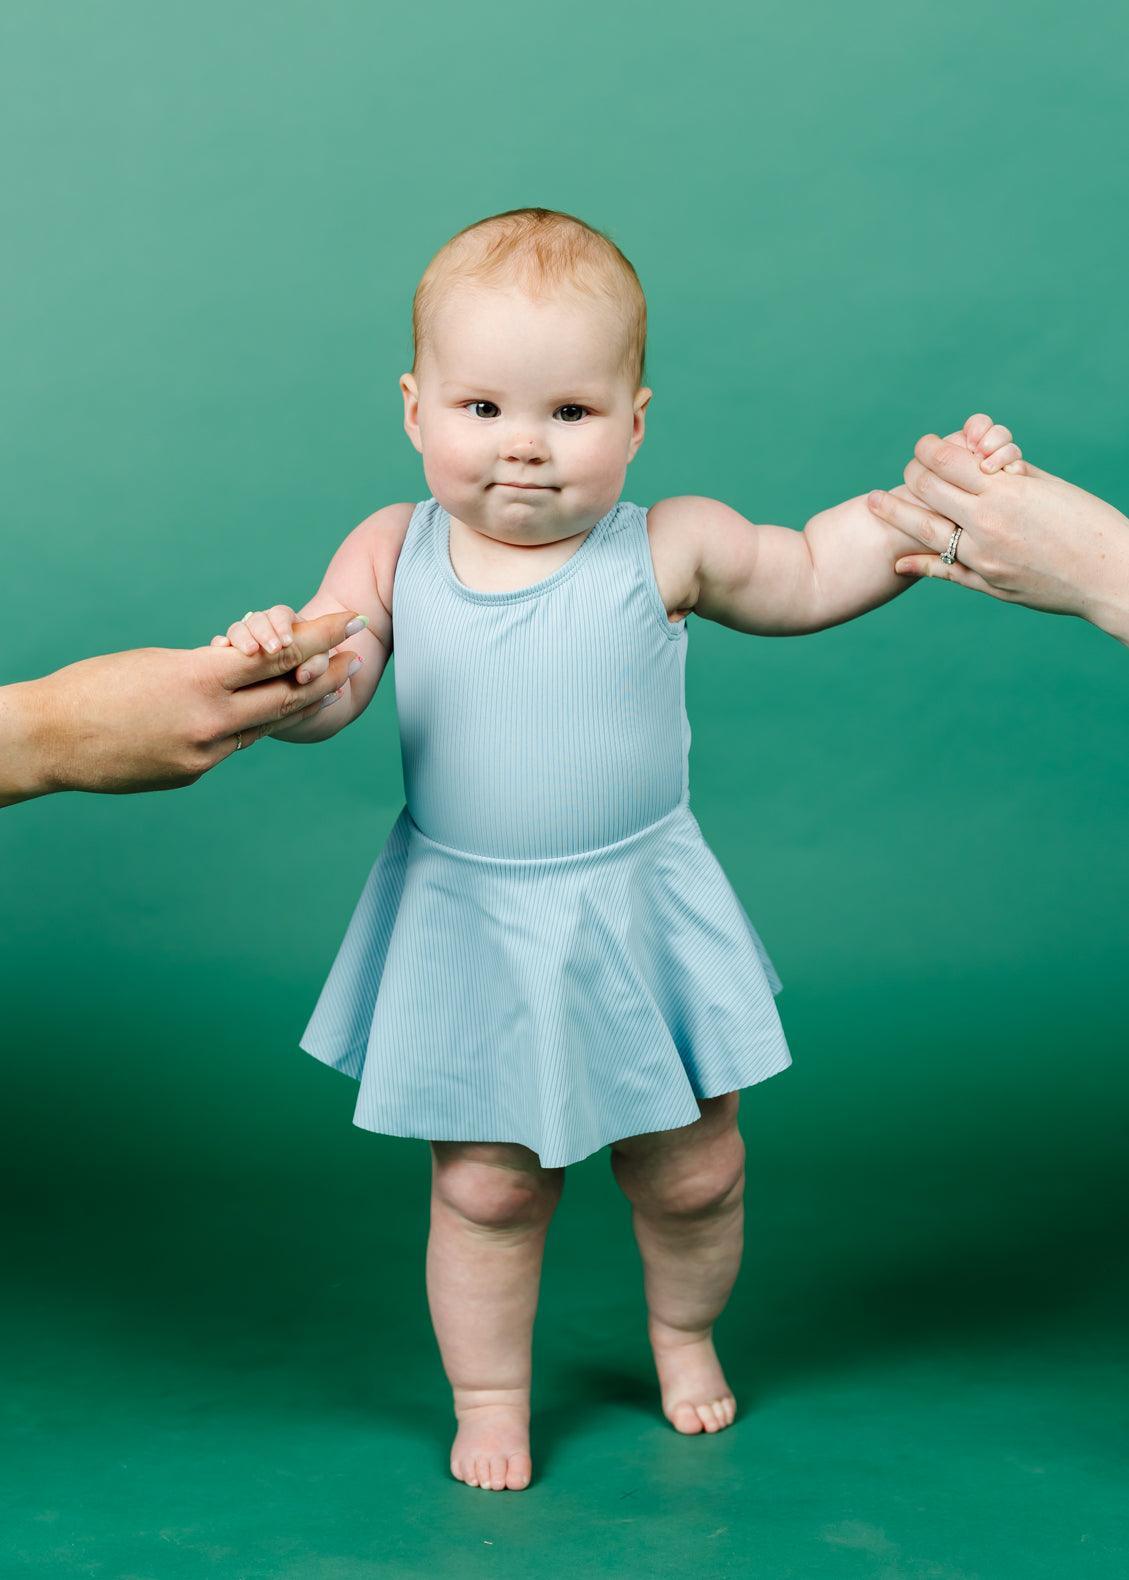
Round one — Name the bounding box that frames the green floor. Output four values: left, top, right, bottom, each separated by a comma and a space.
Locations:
4, 986, 1127, 1579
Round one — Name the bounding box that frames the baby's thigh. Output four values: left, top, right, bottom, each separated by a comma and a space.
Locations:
429, 1139, 565, 1221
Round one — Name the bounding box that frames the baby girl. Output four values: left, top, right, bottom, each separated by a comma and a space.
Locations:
211, 207, 1022, 1492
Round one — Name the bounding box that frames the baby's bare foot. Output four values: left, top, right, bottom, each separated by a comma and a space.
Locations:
450, 1388, 533, 1491
647, 1317, 737, 1434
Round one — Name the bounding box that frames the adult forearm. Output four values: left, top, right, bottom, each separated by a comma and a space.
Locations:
0, 621, 370, 808
1072, 507, 1129, 646
0, 678, 60, 807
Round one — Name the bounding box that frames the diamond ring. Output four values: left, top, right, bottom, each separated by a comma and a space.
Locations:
940, 527, 963, 566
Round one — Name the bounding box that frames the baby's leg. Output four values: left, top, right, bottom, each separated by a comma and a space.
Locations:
609, 1092, 745, 1434
427, 1139, 564, 1492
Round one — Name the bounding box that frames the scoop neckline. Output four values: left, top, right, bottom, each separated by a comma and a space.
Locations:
434, 498, 621, 604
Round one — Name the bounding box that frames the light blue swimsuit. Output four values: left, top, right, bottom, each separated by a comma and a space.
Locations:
299, 496, 792, 1167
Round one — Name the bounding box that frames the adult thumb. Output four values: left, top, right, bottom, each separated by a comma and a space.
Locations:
215, 610, 368, 688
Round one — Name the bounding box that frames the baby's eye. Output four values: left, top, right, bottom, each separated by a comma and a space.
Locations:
460, 401, 592, 422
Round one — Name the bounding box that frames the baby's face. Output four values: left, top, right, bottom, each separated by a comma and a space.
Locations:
401, 283, 651, 544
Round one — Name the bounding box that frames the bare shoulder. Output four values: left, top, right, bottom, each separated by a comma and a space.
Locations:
647, 494, 761, 618
645, 495, 711, 620
357, 501, 415, 619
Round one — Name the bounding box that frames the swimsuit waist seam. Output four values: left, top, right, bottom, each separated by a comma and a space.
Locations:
404, 792, 691, 866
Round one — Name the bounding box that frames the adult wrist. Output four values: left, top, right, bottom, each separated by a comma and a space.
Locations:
1086, 591, 1129, 648
1073, 511, 1129, 646
0, 677, 65, 807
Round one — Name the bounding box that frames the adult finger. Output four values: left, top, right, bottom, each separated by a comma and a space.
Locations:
221, 646, 361, 747
903, 454, 983, 524
866, 488, 959, 552
912, 433, 992, 496
892, 553, 1009, 599
293, 651, 331, 686
216, 610, 366, 692
275, 676, 348, 727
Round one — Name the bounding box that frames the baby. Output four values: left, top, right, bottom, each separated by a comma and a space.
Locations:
211, 208, 1022, 1493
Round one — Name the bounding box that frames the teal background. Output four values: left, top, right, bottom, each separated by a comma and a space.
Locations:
3, 1, 1128, 1575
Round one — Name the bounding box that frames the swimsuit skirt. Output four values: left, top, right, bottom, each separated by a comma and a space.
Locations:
298, 496, 792, 1167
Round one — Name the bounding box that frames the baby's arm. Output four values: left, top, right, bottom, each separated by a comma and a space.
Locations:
211, 505, 404, 743
675, 417, 1022, 637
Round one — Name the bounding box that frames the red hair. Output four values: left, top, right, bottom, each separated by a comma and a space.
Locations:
410, 207, 648, 392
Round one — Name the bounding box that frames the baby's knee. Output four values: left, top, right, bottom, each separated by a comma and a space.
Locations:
432, 1146, 563, 1230
617, 1129, 745, 1218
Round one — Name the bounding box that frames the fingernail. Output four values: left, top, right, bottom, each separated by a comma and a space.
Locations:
296, 669, 309, 684
346, 657, 363, 676
344, 615, 369, 635
266, 638, 280, 652
281, 633, 293, 646
867, 491, 884, 508
320, 689, 342, 707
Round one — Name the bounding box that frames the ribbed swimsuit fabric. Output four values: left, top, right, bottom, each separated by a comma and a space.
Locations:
298, 495, 792, 1167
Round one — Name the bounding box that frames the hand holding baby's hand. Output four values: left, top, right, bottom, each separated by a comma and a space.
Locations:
866, 411, 1034, 589
214, 604, 297, 656
210, 605, 333, 688
955, 412, 1026, 475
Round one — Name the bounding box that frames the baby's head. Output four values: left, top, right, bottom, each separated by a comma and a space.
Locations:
400, 208, 652, 542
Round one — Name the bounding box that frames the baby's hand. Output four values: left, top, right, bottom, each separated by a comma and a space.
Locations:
957, 412, 1026, 475
212, 604, 297, 657
210, 605, 336, 688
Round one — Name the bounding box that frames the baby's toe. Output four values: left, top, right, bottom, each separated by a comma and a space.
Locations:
671, 1401, 704, 1434
487, 1454, 508, 1490
507, 1453, 532, 1490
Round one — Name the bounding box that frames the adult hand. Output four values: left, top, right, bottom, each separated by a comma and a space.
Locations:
0, 610, 364, 807
866, 417, 1129, 643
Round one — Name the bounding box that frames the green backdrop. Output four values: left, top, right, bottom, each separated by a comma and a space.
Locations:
3, 2, 1128, 1576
